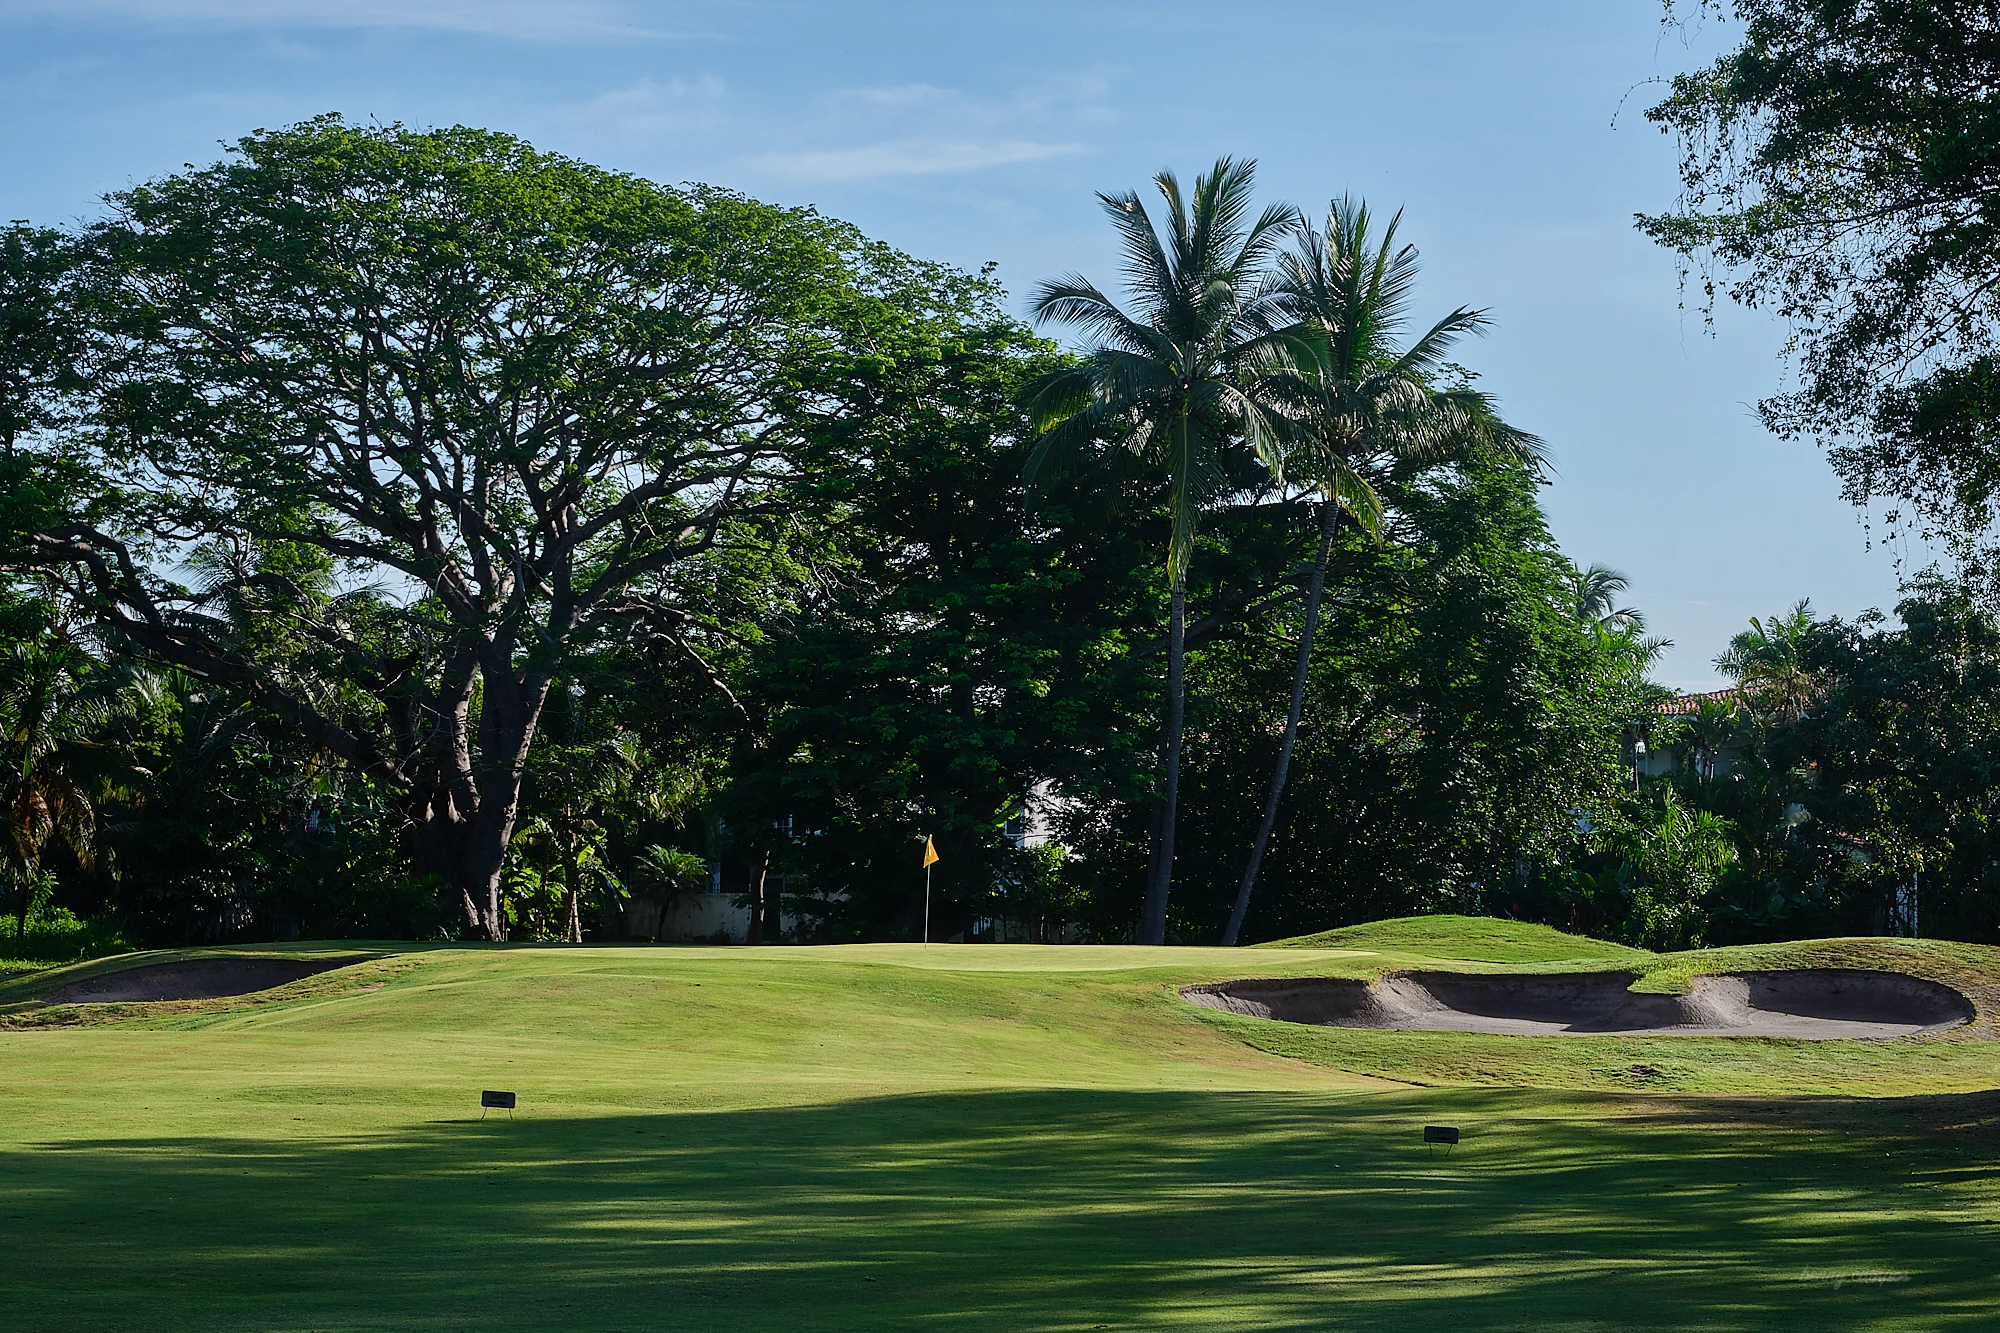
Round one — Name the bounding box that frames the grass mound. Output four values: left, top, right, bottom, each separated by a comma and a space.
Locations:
1262, 913, 1652, 964
3, 933, 1999, 1331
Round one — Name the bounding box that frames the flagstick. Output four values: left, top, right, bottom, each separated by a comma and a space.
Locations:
923, 862, 932, 947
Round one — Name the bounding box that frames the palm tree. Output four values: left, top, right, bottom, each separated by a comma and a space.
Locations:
1569, 563, 1643, 632
1025, 157, 1300, 945
1716, 601, 1818, 720
1681, 694, 1743, 782
0, 636, 110, 939
1627, 787, 1736, 949
1218, 198, 1543, 946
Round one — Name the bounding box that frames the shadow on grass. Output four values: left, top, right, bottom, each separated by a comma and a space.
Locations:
4, 1088, 1999, 1331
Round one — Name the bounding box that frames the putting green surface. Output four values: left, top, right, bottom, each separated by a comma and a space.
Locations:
4, 923, 2000, 1330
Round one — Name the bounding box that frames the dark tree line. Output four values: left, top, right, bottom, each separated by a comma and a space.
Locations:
1519, 586, 2000, 950
13, 107, 2000, 955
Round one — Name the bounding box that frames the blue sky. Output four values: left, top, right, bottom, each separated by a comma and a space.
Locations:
0, 0, 1920, 688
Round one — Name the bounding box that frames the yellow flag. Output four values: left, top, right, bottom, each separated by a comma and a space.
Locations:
921, 836, 940, 868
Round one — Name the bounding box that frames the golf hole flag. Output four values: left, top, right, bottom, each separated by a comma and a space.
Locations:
921, 835, 939, 944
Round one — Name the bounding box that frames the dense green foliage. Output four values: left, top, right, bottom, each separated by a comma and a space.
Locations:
7, 115, 983, 941
1065, 455, 1649, 943
1644, 2, 2000, 585
721, 316, 1158, 941
1609, 0, 2000, 950
10, 113, 2000, 954
1519, 586, 2000, 949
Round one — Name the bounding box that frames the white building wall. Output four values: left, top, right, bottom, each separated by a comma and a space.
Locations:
624, 888, 812, 944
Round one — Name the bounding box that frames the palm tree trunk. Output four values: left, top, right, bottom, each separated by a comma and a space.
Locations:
563, 827, 583, 944
762, 865, 783, 944
1222, 500, 1339, 946
747, 849, 770, 945
1140, 576, 1186, 945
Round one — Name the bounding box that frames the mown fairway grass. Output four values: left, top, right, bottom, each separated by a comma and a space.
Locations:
2, 922, 1999, 1330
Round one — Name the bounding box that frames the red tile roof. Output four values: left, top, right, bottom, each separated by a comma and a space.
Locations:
1654, 688, 1741, 717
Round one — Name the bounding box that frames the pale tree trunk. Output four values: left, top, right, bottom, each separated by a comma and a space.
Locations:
563, 826, 583, 944
1222, 500, 1339, 947
1139, 577, 1186, 946
747, 849, 770, 945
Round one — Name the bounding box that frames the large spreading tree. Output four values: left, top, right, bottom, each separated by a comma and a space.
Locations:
8, 117, 949, 939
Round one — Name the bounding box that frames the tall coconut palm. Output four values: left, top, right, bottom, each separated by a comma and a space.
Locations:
1219, 198, 1544, 946
1025, 157, 1301, 945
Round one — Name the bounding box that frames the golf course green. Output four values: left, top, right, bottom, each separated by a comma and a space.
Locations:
3, 917, 1998, 1330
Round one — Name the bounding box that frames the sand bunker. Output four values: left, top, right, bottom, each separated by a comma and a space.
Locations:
39, 956, 369, 1005
1184, 968, 1975, 1039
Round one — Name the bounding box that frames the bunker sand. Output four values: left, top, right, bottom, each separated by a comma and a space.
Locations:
1185, 967, 1976, 1039
38, 955, 370, 1004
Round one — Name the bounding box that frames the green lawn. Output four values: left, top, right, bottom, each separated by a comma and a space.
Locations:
3, 925, 1999, 1330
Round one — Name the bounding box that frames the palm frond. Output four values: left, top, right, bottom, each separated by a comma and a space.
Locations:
1319, 453, 1385, 540
1388, 306, 1491, 378
1205, 381, 1292, 478
1021, 364, 1098, 434
1029, 275, 1158, 354
1098, 187, 1175, 320
1023, 396, 1118, 496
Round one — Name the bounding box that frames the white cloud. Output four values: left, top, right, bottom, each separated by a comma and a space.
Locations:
530, 75, 729, 156
523, 70, 1117, 188
0, 0, 676, 41
577, 75, 726, 125
744, 75, 1114, 183
753, 138, 1083, 182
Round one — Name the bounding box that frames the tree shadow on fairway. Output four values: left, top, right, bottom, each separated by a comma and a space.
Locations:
4, 1088, 1998, 1332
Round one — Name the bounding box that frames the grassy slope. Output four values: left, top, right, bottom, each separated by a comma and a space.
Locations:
1261, 913, 1654, 964
2, 932, 1999, 1331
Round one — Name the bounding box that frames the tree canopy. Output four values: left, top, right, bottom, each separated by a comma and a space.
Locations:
22, 113, 1978, 957
1642, 2, 2000, 583
10, 116, 1012, 938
